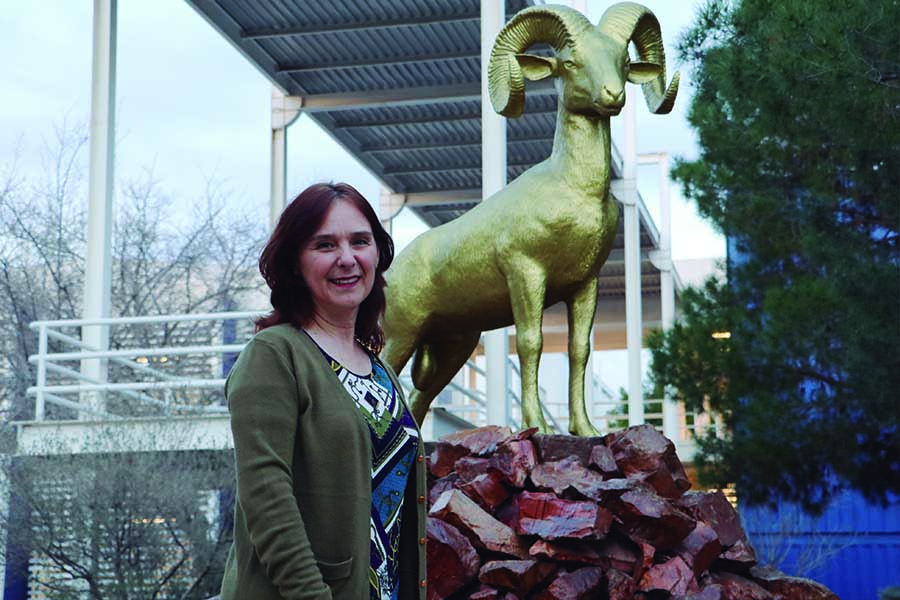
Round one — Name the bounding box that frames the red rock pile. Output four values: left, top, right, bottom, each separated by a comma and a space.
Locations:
424, 424, 839, 600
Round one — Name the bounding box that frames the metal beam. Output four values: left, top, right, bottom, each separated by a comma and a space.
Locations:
336, 111, 483, 129
279, 49, 479, 74
359, 133, 553, 153
383, 158, 534, 177
404, 189, 482, 205
242, 13, 481, 40
336, 104, 557, 130
298, 80, 556, 113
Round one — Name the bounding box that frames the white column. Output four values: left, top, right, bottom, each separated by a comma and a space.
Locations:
80, 0, 117, 417
584, 328, 595, 415
0, 455, 8, 594
379, 186, 405, 237
270, 87, 303, 229
623, 91, 644, 426
481, 0, 510, 427
657, 154, 679, 441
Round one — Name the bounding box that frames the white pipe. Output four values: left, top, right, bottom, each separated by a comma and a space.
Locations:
36, 324, 48, 421
270, 87, 303, 229
81, 0, 118, 418
657, 153, 679, 441
481, 0, 510, 427
623, 89, 644, 426
31, 310, 264, 328
270, 125, 287, 228
29, 344, 246, 363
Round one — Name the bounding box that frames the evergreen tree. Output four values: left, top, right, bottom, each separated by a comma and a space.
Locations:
649, 0, 900, 512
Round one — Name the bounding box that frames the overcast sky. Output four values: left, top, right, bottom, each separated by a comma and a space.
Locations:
1, 1, 724, 393
1, 0, 724, 260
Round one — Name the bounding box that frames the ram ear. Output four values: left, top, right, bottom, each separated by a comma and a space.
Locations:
628, 61, 662, 84
515, 53, 558, 81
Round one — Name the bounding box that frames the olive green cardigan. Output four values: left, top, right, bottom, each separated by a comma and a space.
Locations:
220, 324, 427, 600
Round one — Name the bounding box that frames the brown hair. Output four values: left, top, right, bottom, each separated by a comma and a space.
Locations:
255, 182, 394, 352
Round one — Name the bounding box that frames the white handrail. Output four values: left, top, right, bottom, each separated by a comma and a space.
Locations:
29, 310, 263, 328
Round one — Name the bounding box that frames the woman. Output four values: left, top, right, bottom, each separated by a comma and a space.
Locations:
220, 183, 427, 600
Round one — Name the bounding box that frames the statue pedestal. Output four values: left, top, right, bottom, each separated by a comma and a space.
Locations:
423, 425, 839, 600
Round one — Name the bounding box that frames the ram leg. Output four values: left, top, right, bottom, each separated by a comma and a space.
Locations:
566, 277, 601, 436
407, 335, 480, 426
507, 262, 550, 433
381, 335, 416, 376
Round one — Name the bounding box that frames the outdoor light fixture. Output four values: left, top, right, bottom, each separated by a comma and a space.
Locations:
712, 331, 732, 339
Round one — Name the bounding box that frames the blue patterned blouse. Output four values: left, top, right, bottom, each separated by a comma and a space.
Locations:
308, 335, 419, 600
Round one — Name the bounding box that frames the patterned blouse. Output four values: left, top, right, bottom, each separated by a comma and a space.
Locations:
307, 335, 419, 600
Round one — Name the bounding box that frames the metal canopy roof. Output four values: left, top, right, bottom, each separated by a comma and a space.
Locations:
186, 0, 667, 309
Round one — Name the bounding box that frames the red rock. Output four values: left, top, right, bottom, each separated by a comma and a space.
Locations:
605, 424, 691, 498
512, 427, 540, 441
469, 585, 501, 600
529, 456, 629, 501
454, 455, 492, 482
675, 584, 724, 600
712, 538, 758, 573
636, 541, 656, 581
611, 484, 696, 550
606, 568, 637, 600
429, 489, 530, 558
459, 470, 510, 513
594, 535, 641, 573
529, 456, 594, 496
478, 560, 557, 598
573, 475, 640, 504
425, 518, 480, 600
428, 473, 458, 506
537, 566, 603, 600
675, 521, 723, 577
532, 434, 604, 466
638, 555, 698, 597
441, 425, 514, 455
528, 539, 607, 567
749, 565, 840, 600
588, 444, 620, 477
511, 491, 612, 540
677, 490, 748, 548
489, 440, 538, 488
429, 444, 470, 478
708, 572, 775, 599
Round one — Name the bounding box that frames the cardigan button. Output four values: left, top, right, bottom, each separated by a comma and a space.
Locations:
418, 495, 426, 504
420, 580, 427, 588
417, 455, 425, 463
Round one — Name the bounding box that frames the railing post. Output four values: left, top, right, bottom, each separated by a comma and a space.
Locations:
623, 87, 644, 427
35, 324, 48, 421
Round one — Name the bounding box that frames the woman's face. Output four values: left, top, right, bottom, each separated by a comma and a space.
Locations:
298, 199, 378, 322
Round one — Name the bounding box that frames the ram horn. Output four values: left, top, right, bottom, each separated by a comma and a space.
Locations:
598, 2, 680, 114
488, 5, 593, 118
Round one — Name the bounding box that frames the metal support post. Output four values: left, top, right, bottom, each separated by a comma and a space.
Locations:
379, 186, 405, 237
481, 0, 510, 426
270, 87, 303, 229
641, 152, 678, 439
623, 91, 644, 426
80, 0, 118, 418
657, 154, 679, 440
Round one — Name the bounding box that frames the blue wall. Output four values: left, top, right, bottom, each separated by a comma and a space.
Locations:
741, 491, 900, 600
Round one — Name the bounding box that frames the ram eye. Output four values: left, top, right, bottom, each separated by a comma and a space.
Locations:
563, 60, 576, 70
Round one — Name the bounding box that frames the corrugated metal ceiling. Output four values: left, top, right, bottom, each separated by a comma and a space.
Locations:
185, 0, 663, 296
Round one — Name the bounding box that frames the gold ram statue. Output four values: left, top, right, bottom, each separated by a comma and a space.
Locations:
381, 2, 679, 436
